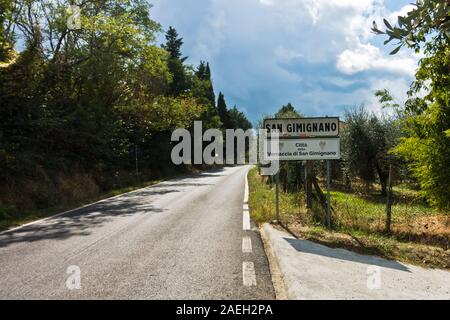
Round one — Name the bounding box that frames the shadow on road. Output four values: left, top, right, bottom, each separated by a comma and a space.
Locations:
284, 237, 411, 273
0, 166, 232, 248
0, 188, 174, 247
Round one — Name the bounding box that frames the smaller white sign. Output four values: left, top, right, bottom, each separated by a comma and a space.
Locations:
264, 138, 341, 161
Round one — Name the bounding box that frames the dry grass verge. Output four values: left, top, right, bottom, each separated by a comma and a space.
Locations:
248, 167, 450, 269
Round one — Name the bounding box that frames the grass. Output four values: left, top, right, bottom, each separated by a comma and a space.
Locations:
248, 167, 450, 269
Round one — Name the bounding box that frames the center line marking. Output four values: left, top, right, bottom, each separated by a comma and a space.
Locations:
243, 210, 250, 230
244, 172, 249, 204
243, 262, 257, 286
242, 236, 252, 253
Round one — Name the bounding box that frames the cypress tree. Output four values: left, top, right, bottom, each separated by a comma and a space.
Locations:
162, 26, 187, 62
204, 62, 215, 107
196, 61, 207, 80
205, 62, 211, 80
162, 27, 188, 96
217, 92, 229, 128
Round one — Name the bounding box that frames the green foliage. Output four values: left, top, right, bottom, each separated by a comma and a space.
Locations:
341, 106, 401, 195
0, 35, 46, 179
227, 106, 252, 130
217, 92, 230, 128
248, 166, 303, 223
248, 167, 449, 268
0, 0, 13, 61
375, 1, 450, 209
275, 103, 301, 118
0, 0, 252, 215
216, 92, 252, 130
192, 61, 216, 110
372, 0, 450, 54
162, 26, 187, 61
260, 103, 304, 192
393, 49, 450, 207
162, 26, 190, 96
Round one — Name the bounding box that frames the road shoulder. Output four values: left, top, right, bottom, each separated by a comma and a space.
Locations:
261, 223, 450, 300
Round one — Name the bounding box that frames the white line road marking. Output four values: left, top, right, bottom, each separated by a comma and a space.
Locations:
243, 210, 250, 230
244, 172, 249, 204
242, 236, 253, 253
243, 262, 257, 286
242, 170, 256, 287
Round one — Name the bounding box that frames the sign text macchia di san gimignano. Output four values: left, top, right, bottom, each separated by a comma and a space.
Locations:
264, 137, 341, 161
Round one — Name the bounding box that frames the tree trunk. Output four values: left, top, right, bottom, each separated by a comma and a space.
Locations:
345, 172, 352, 191
306, 161, 313, 209
376, 163, 387, 196
385, 164, 393, 234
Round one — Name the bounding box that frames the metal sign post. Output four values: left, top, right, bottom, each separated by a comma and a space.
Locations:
275, 171, 280, 223
263, 117, 341, 229
326, 160, 331, 229
262, 117, 341, 230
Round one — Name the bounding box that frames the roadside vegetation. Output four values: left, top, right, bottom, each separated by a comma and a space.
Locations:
0, 1, 251, 229
250, 1, 450, 269
248, 168, 449, 269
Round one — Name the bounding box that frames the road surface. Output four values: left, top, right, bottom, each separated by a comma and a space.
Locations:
0, 165, 275, 299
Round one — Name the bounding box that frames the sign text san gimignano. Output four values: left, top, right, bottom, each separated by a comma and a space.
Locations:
263, 116, 341, 229
263, 117, 341, 161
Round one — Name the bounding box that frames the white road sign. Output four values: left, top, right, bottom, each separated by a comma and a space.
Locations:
264, 117, 339, 138
264, 137, 341, 161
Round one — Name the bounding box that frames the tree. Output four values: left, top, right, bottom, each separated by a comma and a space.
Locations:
373, 0, 450, 209
268, 103, 304, 193
162, 26, 189, 96
0, 33, 46, 180
217, 92, 230, 128
162, 26, 187, 61
341, 106, 400, 196
0, 1, 190, 205
196, 61, 207, 80
228, 106, 252, 130
372, 0, 450, 55
0, 0, 252, 214
193, 61, 215, 107
0, 0, 12, 61
393, 47, 450, 208
275, 103, 299, 118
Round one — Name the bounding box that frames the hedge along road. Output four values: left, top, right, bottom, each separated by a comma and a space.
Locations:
0, 165, 275, 299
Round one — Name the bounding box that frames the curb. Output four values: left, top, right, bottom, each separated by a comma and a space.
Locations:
261, 223, 297, 300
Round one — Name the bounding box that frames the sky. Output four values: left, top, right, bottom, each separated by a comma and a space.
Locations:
149, 0, 418, 123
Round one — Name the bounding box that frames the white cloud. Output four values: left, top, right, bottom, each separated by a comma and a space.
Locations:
150, 0, 418, 120
366, 77, 411, 115
259, 0, 274, 6
387, 4, 416, 25
336, 43, 418, 76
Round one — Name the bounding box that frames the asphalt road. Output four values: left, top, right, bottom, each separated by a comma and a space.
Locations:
0, 165, 275, 299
